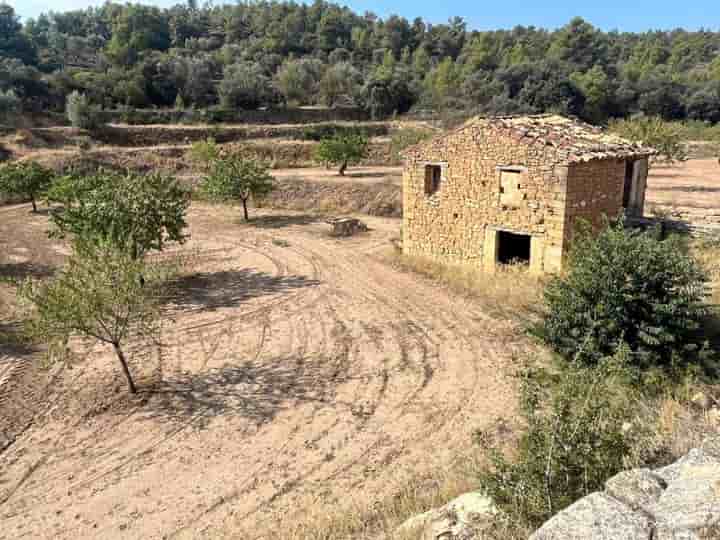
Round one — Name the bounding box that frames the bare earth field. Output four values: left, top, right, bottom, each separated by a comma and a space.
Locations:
646, 158, 720, 224
0, 203, 524, 540
1, 155, 718, 540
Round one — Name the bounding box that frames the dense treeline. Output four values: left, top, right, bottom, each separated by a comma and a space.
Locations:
2, 1, 720, 123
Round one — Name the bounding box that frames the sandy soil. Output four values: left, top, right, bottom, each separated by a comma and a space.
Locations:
0, 204, 523, 540
646, 159, 720, 223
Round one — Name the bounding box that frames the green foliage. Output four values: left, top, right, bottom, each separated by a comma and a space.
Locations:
0, 89, 21, 125
218, 62, 273, 110
11, 4, 720, 123
314, 133, 369, 175
319, 61, 361, 106
66, 91, 97, 130
18, 239, 162, 394
300, 124, 385, 141
188, 137, 221, 168
609, 117, 688, 164
49, 171, 191, 259
200, 156, 274, 220
275, 58, 322, 106
389, 127, 434, 162
479, 349, 646, 531
539, 220, 711, 373
0, 161, 54, 212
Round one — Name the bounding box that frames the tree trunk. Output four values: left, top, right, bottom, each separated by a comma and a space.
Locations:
113, 343, 137, 394
339, 160, 347, 176
242, 198, 249, 221
30, 196, 37, 213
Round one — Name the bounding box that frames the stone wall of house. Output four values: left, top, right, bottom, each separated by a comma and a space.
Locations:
563, 158, 627, 245
402, 123, 569, 273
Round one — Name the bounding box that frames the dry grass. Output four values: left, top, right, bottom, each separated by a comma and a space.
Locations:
227, 460, 485, 540
384, 250, 544, 322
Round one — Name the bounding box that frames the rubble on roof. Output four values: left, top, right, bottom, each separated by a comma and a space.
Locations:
403, 114, 657, 163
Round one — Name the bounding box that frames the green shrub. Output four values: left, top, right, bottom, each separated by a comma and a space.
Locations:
538, 220, 712, 373
478, 348, 647, 532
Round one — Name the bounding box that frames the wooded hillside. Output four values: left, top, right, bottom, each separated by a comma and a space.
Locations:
2, 1, 720, 123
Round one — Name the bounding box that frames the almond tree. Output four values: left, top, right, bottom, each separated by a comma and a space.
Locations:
200, 156, 274, 221
48, 171, 191, 260
315, 133, 368, 176
19, 240, 161, 394
0, 161, 54, 212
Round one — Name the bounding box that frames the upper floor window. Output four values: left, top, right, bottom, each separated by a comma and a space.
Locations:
499, 167, 524, 207
424, 164, 442, 195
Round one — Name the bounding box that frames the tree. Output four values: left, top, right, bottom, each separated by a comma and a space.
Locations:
274, 58, 322, 105
608, 117, 687, 165
66, 90, 95, 129
218, 62, 272, 109
19, 239, 161, 394
49, 171, 191, 260
200, 156, 274, 221
0, 161, 54, 212
319, 61, 361, 106
0, 89, 21, 125
315, 133, 368, 176
539, 220, 711, 372
0, 4, 37, 65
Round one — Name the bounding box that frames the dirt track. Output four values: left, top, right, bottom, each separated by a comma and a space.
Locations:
0, 204, 522, 539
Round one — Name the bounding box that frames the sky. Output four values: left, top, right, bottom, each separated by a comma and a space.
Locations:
8, 0, 720, 33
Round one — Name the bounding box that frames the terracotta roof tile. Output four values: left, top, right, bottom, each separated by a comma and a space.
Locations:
402, 114, 657, 163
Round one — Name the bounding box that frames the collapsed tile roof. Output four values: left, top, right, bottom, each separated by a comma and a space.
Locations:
404, 114, 657, 163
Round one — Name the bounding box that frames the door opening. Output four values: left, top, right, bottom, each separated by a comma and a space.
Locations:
497, 231, 531, 265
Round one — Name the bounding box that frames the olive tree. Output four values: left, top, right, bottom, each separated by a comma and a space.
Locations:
200, 156, 274, 221
0, 161, 54, 212
315, 133, 369, 176
49, 171, 191, 259
19, 240, 161, 394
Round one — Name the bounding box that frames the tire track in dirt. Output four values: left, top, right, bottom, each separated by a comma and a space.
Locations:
1, 210, 519, 540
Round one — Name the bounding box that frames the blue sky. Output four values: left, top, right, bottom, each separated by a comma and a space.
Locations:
9, 0, 720, 32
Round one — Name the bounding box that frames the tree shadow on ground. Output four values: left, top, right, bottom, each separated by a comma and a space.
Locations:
345, 171, 396, 179
244, 214, 320, 229
0, 261, 55, 282
138, 355, 345, 429
163, 268, 320, 311
0, 320, 37, 357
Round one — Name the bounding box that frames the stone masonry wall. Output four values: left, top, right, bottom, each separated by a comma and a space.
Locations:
402, 123, 569, 273
563, 159, 627, 247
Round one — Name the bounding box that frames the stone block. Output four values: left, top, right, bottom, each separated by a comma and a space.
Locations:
530, 492, 652, 540
605, 468, 666, 513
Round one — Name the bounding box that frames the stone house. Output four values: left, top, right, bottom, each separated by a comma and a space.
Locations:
401, 114, 656, 274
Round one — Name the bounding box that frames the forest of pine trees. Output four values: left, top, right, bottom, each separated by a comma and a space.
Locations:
2, 1, 720, 123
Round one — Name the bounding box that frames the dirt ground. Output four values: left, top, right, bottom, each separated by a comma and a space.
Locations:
0, 203, 525, 540
646, 158, 720, 224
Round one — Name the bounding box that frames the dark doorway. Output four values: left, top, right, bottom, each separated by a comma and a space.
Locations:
497, 231, 531, 265
623, 160, 634, 208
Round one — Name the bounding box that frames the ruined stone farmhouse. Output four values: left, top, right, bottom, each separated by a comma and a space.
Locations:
401, 114, 656, 274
